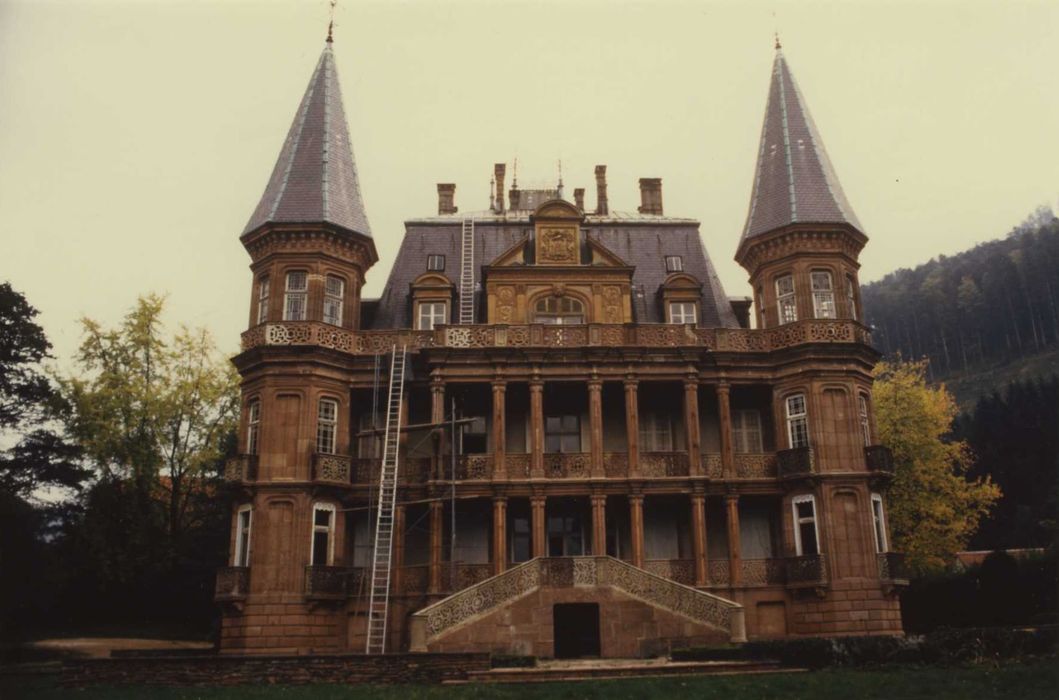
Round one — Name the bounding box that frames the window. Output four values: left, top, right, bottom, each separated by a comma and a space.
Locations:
776, 274, 797, 324
668, 302, 697, 325
858, 394, 872, 446
417, 302, 448, 330
639, 412, 674, 452
755, 286, 765, 329
846, 275, 858, 320
256, 276, 270, 324
545, 414, 581, 453
534, 296, 585, 325
510, 515, 531, 563
791, 495, 820, 556
316, 398, 337, 454
310, 503, 336, 566
732, 409, 763, 453
871, 493, 888, 553
284, 271, 308, 321
323, 275, 344, 326
811, 271, 836, 319
785, 394, 809, 449
234, 505, 252, 567
664, 255, 683, 272
427, 254, 446, 271
246, 400, 261, 455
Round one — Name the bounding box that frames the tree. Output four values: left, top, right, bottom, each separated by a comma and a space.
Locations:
873, 359, 1001, 574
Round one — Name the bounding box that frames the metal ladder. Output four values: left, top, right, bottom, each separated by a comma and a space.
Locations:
365, 345, 407, 654
458, 218, 475, 324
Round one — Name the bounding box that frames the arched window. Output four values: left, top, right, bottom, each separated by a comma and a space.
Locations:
316, 398, 338, 454
811, 270, 836, 319
791, 494, 820, 556
785, 394, 810, 449
776, 274, 797, 325
323, 275, 344, 326
310, 503, 336, 566
534, 296, 585, 325
284, 271, 308, 321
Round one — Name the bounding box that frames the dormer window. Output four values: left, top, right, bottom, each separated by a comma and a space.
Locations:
664, 255, 683, 273
427, 255, 446, 271
811, 271, 836, 319
284, 271, 308, 321
417, 302, 448, 330
776, 274, 797, 325
534, 296, 585, 325
668, 302, 697, 325
323, 275, 344, 326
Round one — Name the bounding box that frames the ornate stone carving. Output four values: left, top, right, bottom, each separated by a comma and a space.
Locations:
734, 453, 778, 479
603, 285, 622, 323
495, 286, 516, 323
503, 453, 531, 478
538, 227, 579, 264
703, 453, 723, 479
544, 453, 590, 478
644, 559, 695, 585
603, 452, 628, 477
640, 452, 690, 477
214, 566, 249, 601
740, 559, 786, 586
707, 559, 730, 586
312, 453, 351, 483
456, 454, 492, 480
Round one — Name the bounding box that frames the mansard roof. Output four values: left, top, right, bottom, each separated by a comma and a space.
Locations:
741, 49, 862, 244
243, 44, 372, 238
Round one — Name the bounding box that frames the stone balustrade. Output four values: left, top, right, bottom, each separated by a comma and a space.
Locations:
214, 566, 250, 602
439, 563, 493, 591
224, 455, 258, 482
740, 558, 787, 586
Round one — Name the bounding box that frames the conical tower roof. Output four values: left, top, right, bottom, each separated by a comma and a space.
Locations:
741, 48, 861, 244
243, 43, 371, 238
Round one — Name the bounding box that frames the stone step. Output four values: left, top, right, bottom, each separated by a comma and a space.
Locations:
453, 659, 804, 684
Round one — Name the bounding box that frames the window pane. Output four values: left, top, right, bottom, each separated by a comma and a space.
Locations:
286, 271, 307, 291
546, 417, 560, 432
799, 523, 819, 555
315, 509, 332, 527
545, 435, 561, 452
561, 415, 578, 431
561, 434, 580, 453
312, 531, 330, 566
811, 272, 833, 291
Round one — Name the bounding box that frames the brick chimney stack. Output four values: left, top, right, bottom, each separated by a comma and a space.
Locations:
574, 188, 585, 211
437, 183, 457, 215
509, 187, 521, 211
494, 163, 506, 212
594, 165, 609, 215
638, 178, 663, 215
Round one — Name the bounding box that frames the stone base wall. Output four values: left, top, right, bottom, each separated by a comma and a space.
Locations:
789, 579, 903, 636
220, 598, 343, 654
427, 586, 729, 658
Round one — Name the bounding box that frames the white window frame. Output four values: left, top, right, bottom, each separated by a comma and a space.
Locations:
732, 409, 764, 453
310, 502, 336, 566
283, 271, 308, 321
811, 270, 837, 319
427, 254, 445, 271
323, 275, 344, 326
638, 412, 674, 452
668, 301, 697, 325
858, 394, 872, 447
776, 274, 797, 325
417, 301, 448, 330
791, 494, 820, 556
871, 493, 888, 553
316, 398, 338, 455
664, 255, 683, 272
246, 399, 261, 455
755, 286, 766, 329
256, 276, 270, 324
785, 394, 810, 449
234, 504, 252, 567
534, 296, 585, 325
846, 274, 858, 321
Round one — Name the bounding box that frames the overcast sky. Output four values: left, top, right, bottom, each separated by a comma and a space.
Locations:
2, 0, 1057, 365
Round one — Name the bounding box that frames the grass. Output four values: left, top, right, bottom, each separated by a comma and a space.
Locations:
3, 662, 1058, 700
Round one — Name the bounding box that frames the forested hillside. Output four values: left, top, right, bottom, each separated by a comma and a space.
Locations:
862, 206, 1059, 386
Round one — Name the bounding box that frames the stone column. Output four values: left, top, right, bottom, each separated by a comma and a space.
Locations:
629, 495, 645, 568
591, 494, 607, 556
429, 499, 443, 593
531, 495, 546, 558
717, 383, 735, 479
624, 379, 640, 476
492, 496, 507, 575
684, 378, 702, 475
430, 377, 445, 481
529, 379, 544, 477
725, 494, 741, 587
691, 493, 708, 586
492, 380, 506, 480
588, 378, 604, 477
392, 504, 406, 593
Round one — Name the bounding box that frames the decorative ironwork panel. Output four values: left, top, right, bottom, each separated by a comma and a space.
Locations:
224, 455, 258, 482
503, 453, 531, 478
777, 447, 815, 478
304, 566, 348, 599
707, 559, 730, 585
786, 554, 828, 585
644, 559, 695, 585
640, 452, 690, 477
877, 552, 908, 581
734, 453, 778, 479
865, 445, 895, 475
312, 453, 351, 483
351, 458, 381, 484
456, 454, 492, 480
214, 566, 249, 600
603, 452, 628, 477
544, 453, 590, 478
741, 559, 785, 585
703, 453, 723, 479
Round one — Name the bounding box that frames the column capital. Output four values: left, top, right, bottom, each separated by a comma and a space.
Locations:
628, 493, 644, 505
529, 379, 544, 391
691, 492, 705, 504
725, 492, 739, 505
590, 493, 607, 506
530, 494, 546, 506
717, 382, 731, 395
492, 494, 508, 505
588, 377, 603, 391
430, 377, 446, 392
623, 377, 639, 390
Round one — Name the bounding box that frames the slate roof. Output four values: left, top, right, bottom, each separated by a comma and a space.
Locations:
243, 44, 371, 238
371, 215, 738, 330
741, 49, 862, 243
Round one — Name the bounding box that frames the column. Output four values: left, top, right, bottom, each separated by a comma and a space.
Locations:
591, 494, 607, 556
392, 504, 406, 593
428, 499, 443, 593
588, 378, 604, 477
624, 379, 640, 476
691, 493, 708, 586
684, 378, 702, 475
430, 377, 445, 481
531, 495, 546, 558
492, 380, 506, 479
492, 496, 507, 575
725, 494, 741, 587
629, 494, 645, 568
529, 379, 544, 477
717, 383, 735, 479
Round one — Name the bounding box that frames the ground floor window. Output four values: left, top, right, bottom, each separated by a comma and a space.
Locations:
791, 494, 819, 556
311, 503, 336, 566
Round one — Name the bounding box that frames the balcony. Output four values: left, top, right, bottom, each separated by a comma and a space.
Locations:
865, 445, 895, 477
640, 452, 690, 477
311, 453, 351, 484
455, 454, 492, 480
304, 566, 349, 601
877, 552, 910, 584
734, 453, 778, 479
223, 454, 258, 482
644, 559, 695, 585
349, 457, 431, 485
544, 453, 591, 478
785, 554, 828, 587
603, 452, 628, 477
777, 446, 815, 479
703, 559, 786, 587
214, 566, 249, 602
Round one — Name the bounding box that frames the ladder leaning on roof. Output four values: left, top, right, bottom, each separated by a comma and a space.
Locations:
364, 345, 407, 654
458, 218, 475, 324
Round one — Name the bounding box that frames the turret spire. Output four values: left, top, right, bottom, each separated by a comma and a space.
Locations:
327, 0, 336, 43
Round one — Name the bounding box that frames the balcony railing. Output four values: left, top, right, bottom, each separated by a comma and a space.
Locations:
304, 565, 349, 600
644, 559, 695, 585
349, 457, 431, 484
734, 453, 778, 479
877, 552, 909, 583
777, 446, 816, 479
603, 452, 628, 477
214, 566, 249, 601
242, 319, 872, 356
223, 454, 258, 482
640, 452, 690, 477
456, 454, 492, 480
785, 554, 828, 586
865, 445, 895, 476
741, 558, 787, 585
440, 562, 493, 591
311, 453, 351, 484
544, 453, 591, 478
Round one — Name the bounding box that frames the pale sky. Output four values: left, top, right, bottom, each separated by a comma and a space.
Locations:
2, 0, 1057, 365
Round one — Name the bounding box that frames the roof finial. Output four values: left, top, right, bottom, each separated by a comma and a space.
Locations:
774, 31, 781, 51
327, 0, 337, 43
489, 177, 496, 210
512, 157, 519, 187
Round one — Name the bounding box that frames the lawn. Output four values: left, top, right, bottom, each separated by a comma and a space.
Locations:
3, 663, 1058, 700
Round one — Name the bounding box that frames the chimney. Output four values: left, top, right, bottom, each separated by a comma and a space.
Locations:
594, 165, 609, 215
494, 163, 506, 212
638, 178, 663, 215
574, 188, 585, 211
437, 183, 457, 215
509, 187, 521, 211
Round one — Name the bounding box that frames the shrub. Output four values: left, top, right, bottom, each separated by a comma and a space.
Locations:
490, 654, 536, 668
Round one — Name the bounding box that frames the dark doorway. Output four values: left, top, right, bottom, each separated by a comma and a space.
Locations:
553, 603, 601, 658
